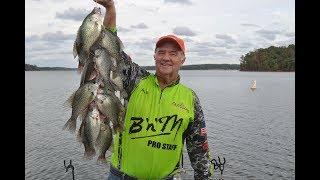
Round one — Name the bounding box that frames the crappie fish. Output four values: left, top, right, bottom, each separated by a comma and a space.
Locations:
98, 29, 128, 98
76, 50, 89, 72
93, 46, 127, 99
63, 82, 99, 132
80, 58, 97, 86
92, 48, 117, 89
96, 122, 113, 163
99, 28, 124, 62
110, 72, 127, 99
80, 105, 101, 159
73, 7, 103, 69
96, 92, 125, 132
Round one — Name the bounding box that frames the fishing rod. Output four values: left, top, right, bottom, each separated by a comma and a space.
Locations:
180, 154, 226, 177
64, 159, 75, 180
210, 156, 226, 176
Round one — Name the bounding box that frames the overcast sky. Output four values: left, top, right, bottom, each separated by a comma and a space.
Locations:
25, 0, 295, 68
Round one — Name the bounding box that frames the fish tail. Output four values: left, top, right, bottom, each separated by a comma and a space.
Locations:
84, 147, 96, 159
96, 154, 107, 164
62, 117, 77, 133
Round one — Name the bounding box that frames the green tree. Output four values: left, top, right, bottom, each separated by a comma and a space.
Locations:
239, 44, 295, 71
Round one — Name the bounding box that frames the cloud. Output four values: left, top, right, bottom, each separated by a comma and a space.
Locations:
275, 37, 295, 47
173, 27, 197, 37
215, 34, 237, 44
164, 0, 192, 5
25, 32, 75, 54
255, 29, 281, 40
240, 23, 261, 28
238, 42, 254, 49
134, 38, 155, 50
56, 8, 89, 21
184, 37, 194, 42
188, 41, 227, 57
25, 35, 41, 42
25, 31, 75, 67
118, 26, 132, 33
27, 31, 75, 42
284, 32, 295, 37
25, 34, 75, 67
131, 23, 148, 29
195, 48, 227, 57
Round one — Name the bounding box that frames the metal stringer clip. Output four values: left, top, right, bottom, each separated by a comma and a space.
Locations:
210, 156, 226, 176
64, 159, 75, 180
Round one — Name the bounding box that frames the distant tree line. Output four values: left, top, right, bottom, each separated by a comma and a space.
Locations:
239, 44, 295, 71
25, 64, 76, 71
25, 64, 40, 71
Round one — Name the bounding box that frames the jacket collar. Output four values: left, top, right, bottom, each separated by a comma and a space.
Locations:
154, 74, 180, 88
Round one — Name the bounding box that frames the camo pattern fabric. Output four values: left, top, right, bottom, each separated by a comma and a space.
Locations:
120, 51, 150, 99
120, 51, 213, 179
186, 91, 214, 179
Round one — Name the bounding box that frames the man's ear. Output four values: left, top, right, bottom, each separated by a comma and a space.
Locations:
181, 56, 186, 64
153, 54, 156, 61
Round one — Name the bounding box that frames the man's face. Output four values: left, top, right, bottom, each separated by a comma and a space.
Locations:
154, 41, 185, 78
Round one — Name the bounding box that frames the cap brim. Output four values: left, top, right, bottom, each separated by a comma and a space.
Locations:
156, 37, 184, 52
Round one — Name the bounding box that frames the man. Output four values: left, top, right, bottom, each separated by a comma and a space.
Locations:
94, 0, 214, 179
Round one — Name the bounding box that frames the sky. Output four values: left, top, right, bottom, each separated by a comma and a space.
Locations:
25, 0, 295, 68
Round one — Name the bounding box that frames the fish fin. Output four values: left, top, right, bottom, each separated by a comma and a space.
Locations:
63, 92, 75, 108
96, 155, 107, 164
84, 148, 96, 159
115, 35, 125, 51
73, 41, 78, 58
62, 117, 77, 133
73, 28, 81, 58
76, 125, 83, 142
76, 130, 82, 142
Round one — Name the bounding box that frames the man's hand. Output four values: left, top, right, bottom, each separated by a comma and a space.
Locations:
94, 0, 116, 29
94, 0, 114, 8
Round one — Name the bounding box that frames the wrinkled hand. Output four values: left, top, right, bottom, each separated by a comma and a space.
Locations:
94, 0, 114, 8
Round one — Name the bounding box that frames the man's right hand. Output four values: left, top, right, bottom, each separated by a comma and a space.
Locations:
94, 0, 116, 31
94, 0, 114, 9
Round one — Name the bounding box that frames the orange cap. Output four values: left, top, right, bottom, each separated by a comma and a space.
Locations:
155, 34, 185, 54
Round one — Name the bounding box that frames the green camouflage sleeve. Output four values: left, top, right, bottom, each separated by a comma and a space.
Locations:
120, 51, 150, 98
185, 91, 214, 180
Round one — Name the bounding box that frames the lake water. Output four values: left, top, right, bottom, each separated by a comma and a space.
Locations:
25, 70, 295, 180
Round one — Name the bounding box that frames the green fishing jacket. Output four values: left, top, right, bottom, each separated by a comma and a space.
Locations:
111, 74, 195, 179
